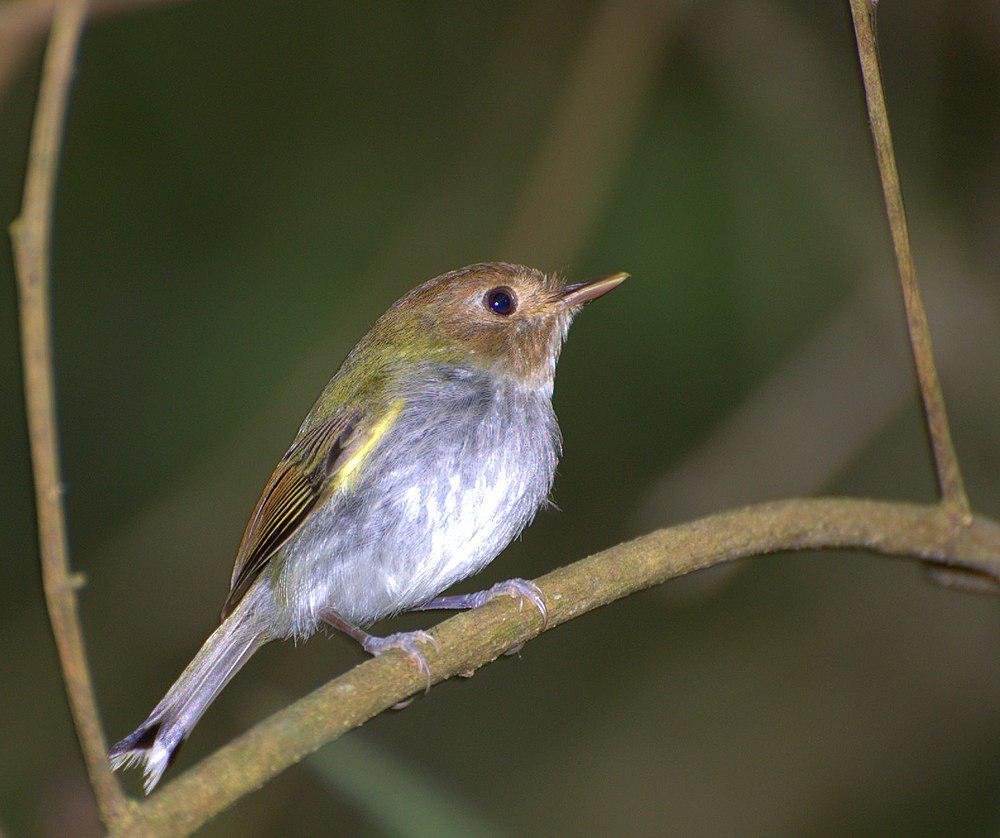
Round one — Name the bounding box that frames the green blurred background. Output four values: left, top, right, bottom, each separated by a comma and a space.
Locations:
2, 1, 998, 835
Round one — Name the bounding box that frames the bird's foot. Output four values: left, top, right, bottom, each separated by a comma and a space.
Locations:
321, 610, 440, 692
361, 630, 440, 691
482, 578, 548, 628
416, 578, 548, 628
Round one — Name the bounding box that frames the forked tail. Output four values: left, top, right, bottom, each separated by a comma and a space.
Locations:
108, 609, 266, 793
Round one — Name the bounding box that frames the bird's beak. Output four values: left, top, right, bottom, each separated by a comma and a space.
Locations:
558, 271, 629, 307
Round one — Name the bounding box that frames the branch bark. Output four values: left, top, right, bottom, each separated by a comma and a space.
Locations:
848, 0, 971, 520
111, 498, 1000, 836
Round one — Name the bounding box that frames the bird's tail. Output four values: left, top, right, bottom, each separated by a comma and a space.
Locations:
108, 608, 266, 794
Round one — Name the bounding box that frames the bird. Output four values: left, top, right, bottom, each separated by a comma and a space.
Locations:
108, 261, 627, 793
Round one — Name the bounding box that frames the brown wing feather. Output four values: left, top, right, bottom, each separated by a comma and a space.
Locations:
219, 412, 360, 620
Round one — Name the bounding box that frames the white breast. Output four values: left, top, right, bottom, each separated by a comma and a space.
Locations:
398, 455, 526, 603
279, 365, 560, 635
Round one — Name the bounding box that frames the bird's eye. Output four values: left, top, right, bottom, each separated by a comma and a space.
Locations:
484, 286, 517, 316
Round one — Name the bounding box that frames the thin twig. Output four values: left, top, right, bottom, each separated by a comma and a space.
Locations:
848, 0, 971, 521
108, 497, 1000, 836
8, 0, 129, 823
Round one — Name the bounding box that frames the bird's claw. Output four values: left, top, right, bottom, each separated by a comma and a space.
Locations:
363, 630, 440, 692
486, 578, 548, 629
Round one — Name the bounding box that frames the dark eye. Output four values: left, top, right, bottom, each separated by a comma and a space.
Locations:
484, 286, 517, 316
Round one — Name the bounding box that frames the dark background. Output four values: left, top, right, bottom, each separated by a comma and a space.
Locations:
2, 1, 998, 835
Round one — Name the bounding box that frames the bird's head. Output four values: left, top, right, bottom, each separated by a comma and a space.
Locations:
370, 262, 627, 388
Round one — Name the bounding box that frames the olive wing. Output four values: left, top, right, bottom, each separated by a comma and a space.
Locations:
219, 409, 364, 620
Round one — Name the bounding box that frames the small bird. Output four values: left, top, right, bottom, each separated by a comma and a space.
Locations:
108, 262, 626, 792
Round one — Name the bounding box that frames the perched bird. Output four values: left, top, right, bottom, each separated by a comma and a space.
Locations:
108, 262, 626, 792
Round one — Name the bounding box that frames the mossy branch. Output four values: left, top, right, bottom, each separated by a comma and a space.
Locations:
110, 497, 1000, 836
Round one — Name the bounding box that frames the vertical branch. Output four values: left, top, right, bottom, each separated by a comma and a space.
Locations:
9, 0, 128, 823
848, 0, 971, 521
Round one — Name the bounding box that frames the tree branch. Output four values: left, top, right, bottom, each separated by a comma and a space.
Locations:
848, 0, 971, 520
110, 497, 1000, 836
8, 0, 129, 824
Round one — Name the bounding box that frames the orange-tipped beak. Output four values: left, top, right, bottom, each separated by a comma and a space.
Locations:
559, 271, 629, 307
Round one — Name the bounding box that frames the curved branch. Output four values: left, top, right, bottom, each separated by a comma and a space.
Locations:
112, 497, 1000, 836
8, 0, 129, 823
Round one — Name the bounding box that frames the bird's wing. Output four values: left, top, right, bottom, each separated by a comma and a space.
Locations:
219, 400, 403, 621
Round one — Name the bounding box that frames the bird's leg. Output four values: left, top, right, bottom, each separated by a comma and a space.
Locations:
321, 609, 439, 690
411, 578, 548, 628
